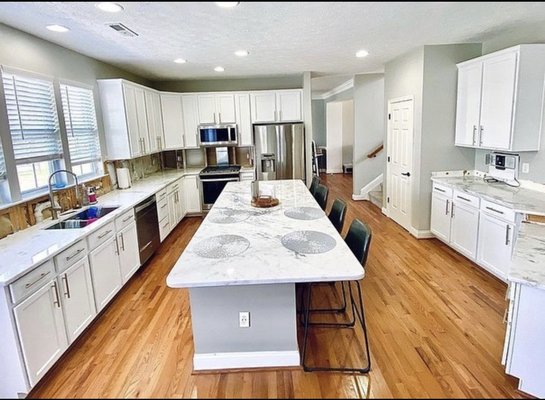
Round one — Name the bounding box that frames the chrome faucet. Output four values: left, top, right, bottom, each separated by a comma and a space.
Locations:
48, 170, 80, 220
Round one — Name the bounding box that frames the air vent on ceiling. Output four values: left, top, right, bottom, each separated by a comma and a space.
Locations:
107, 23, 138, 37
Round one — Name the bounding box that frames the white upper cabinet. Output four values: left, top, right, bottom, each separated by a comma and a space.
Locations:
182, 94, 199, 148
250, 90, 303, 123
197, 93, 236, 124
160, 93, 185, 150
144, 90, 163, 153
235, 93, 252, 146
455, 45, 545, 151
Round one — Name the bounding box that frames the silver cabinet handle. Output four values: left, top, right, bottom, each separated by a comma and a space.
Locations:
66, 248, 84, 262
122, 215, 132, 223
457, 195, 471, 203
451, 203, 455, 218
472, 125, 477, 145
161, 203, 168, 209
486, 206, 504, 215
479, 125, 484, 146
279, 110, 282, 121
435, 187, 446, 193
52, 281, 61, 308
505, 225, 511, 246
24, 271, 52, 289
120, 232, 125, 251
162, 221, 169, 230
98, 230, 113, 239
445, 199, 450, 215
218, 112, 222, 123
115, 236, 120, 255
62, 274, 71, 299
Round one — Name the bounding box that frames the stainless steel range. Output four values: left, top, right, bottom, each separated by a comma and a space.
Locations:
199, 165, 241, 211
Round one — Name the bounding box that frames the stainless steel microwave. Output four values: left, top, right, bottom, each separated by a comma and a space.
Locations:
198, 124, 238, 146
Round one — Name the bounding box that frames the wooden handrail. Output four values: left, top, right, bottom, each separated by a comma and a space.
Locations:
367, 143, 384, 158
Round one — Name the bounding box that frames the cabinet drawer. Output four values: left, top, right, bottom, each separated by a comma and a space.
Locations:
159, 217, 170, 242
480, 199, 516, 222
167, 179, 181, 194
156, 188, 167, 202
87, 221, 116, 251
453, 190, 480, 208
115, 208, 135, 231
432, 182, 453, 198
157, 197, 169, 221
55, 240, 88, 273
10, 260, 56, 304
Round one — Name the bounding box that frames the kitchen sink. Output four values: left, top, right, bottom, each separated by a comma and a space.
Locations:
44, 206, 119, 230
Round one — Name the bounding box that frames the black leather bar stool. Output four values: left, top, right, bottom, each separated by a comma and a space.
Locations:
328, 198, 347, 233
300, 218, 372, 373
309, 175, 320, 196
313, 184, 328, 211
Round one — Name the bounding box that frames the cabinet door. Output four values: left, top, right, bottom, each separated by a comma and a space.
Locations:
177, 184, 186, 222
455, 62, 482, 147
13, 281, 67, 386
236, 93, 252, 146
134, 87, 150, 154
276, 90, 302, 121
59, 258, 96, 343
430, 193, 452, 243
118, 222, 140, 284
198, 94, 217, 124
479, 52, 518, 150
184, 175, 201, 213
477, 213, 515, 280
122, 84, 143, 157
168, 191, 179, 229
160, 94, 184, 149
250, 92, 277, 123
450, 201, 479, 260
182, 94, 199, 147
145, 90, 162, 153
88, 237, 123, 312
216, 94, 236, 123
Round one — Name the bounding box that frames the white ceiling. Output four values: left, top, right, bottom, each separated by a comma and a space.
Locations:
1, 2, 545, 83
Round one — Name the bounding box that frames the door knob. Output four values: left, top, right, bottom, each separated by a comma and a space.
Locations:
401, 172, 411, 177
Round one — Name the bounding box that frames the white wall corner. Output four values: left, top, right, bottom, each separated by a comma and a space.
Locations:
358, 174, 383, 199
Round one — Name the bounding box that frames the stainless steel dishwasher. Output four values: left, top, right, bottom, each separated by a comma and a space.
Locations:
135, 195, 160, 265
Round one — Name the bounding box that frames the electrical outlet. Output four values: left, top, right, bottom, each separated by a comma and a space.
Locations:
522, 163, 530, 174
239, 311, 250, 328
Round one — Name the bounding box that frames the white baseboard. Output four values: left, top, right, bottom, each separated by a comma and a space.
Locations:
358, 174, 384, 200
193, 350, 300, 370
409, 227, 434, 239
381, 207, 388, 216
326, 169, 344, 174
352, 194, 367, 201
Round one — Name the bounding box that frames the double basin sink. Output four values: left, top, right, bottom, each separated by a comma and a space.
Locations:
44, 206, 119, 230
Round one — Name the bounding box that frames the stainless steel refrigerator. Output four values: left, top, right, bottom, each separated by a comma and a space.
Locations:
254, 123, 305, 181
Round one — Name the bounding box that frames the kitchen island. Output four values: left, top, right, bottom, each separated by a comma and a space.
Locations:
166, 180, 364, 370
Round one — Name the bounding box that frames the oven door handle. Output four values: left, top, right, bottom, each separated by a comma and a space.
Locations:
200, 177, 239, 182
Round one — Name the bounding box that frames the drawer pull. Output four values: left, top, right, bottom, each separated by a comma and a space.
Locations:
162, 221, 169, 229
24, 271, 52, 289
122, 215, 132, 223
52, 281, 61, 308
66, 248, 84, 262
98, 229, 113, 239
486, 206, 504, 215
434, 187, 446, 193
457, 195, 471, 202
505, 225, 511, 246
161, 203, 168, 209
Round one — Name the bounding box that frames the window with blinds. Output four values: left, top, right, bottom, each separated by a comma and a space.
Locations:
60, 83, 101, 175
2, 71, 62, 164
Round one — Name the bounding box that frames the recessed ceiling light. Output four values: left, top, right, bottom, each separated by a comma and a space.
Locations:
46, 24, 70, 33
215, 2, 240, 8
356, 50, 369, 58
174, 58, 187, 64
235, 50, 249, 57
214, 66, 225, 72
95, 2, 124, 13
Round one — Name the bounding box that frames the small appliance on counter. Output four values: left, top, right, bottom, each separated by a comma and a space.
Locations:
116, 167, 132, 189
485, 152, 520, 186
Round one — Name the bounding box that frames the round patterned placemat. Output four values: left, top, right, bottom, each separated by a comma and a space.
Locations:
193, 235, 250, 259
284, 207, 325, 220
208, 209, 250, 224
281, 230, 336, 254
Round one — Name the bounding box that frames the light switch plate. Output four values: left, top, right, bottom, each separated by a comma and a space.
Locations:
522, 163, 530, 173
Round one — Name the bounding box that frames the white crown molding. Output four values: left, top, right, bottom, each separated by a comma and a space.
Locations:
312, 78, 354, 100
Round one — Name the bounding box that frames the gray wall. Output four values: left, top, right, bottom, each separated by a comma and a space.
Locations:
353, 73, 384, 196
153, 75, 303, 92
0, 23, 150, 163
312, 100, 326, 147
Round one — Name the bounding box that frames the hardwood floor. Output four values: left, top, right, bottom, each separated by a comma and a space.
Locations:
30, 173, 526, 398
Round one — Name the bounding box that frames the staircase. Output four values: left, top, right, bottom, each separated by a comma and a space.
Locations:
367, 184, 383, 210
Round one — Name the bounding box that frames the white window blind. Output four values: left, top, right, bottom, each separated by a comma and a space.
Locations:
60, 83, 101, 166
2, 71, 62, 164
0, 145, 5, 179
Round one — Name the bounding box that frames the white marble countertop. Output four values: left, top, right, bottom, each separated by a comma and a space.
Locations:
0, 167, 203, 286
431, 175, 545, 216
166, 179, 365, 288
509, 222, 545, 290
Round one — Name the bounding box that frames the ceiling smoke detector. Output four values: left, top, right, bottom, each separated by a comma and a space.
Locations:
107, 23, 138, 37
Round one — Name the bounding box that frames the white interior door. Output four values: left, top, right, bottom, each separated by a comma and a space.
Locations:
387, 97, 413, 231
326, 102, 343, 173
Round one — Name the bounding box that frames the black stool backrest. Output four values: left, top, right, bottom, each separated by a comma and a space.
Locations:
328, 198, 347, 233
314, 184, 329, 211
345, 219, 372, 267
310, 176, 320, 196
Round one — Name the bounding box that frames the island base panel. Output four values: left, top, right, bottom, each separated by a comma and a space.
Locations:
189, 283, 300, 370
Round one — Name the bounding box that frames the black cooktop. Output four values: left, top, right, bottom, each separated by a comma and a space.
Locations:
200, 165, 241, 176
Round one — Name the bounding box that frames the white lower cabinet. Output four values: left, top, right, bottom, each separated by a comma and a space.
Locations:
59, 258, 96, 343
450, 200, 479, 260
88, 237, 123, 312
184, 175, 201, 213
477, 212, 515, 280
13, 281, 68, 387
430, 192, 452, 242
117, 222, 140, 283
